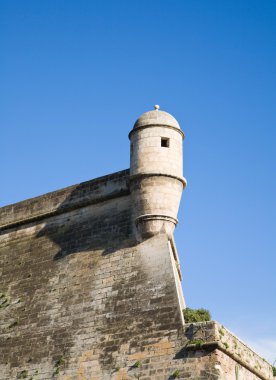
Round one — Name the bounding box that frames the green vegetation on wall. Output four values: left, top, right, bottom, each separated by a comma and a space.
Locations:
183, 307, 211, 323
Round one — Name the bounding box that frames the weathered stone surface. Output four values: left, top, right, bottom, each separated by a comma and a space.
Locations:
0, 107, 273, 379
0, 171, 184, 379
0, 170, 129, 230
0, 169, 272, 379
129, 108, 186, 240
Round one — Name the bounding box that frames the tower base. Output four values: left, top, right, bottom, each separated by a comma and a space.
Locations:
135, 214, 178, 239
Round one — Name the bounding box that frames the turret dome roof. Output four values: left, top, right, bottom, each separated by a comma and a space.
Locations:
133, 105, 180, 130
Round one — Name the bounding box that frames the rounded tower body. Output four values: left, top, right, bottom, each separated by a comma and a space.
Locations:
129, 106, 186, 239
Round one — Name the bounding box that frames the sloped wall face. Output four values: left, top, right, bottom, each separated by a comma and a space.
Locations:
0, 170, 272, 380
0, 173, 185, 380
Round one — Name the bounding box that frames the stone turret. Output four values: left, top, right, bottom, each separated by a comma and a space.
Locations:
129, 105, 187, 240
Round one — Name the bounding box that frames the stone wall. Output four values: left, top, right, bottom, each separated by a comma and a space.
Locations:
181, 322, 272, 380
0, 170, 273, 379
0, 170, 130, 230
0, 170, 184, 379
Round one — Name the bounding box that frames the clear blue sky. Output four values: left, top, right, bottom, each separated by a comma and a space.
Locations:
1, 0, 275, 363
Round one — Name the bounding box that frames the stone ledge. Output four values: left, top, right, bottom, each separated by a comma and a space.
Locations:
183, 321, 273, 380
128, 123, 185, 139
129, 172, 187, 187
0, 169, 130, 231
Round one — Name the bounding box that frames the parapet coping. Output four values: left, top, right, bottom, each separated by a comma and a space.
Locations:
0, 169, 130, 232
183, 321, 273, 380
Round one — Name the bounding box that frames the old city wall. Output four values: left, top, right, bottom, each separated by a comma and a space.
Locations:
0, 170, 273, 379
0, 170, 185, 379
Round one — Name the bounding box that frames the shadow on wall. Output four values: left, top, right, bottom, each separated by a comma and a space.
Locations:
1, 181, 140, 368
35, 183, 136, 260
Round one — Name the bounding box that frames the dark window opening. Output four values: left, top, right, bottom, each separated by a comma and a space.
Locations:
161, 137, 170, 148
